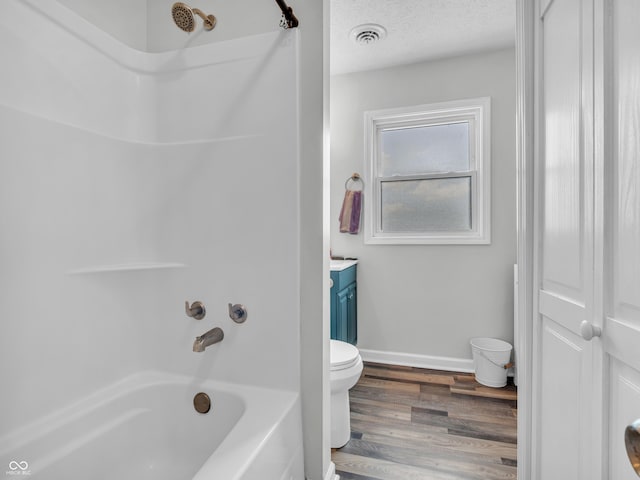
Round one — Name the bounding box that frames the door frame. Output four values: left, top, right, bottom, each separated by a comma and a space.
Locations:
515, 1, 535, 479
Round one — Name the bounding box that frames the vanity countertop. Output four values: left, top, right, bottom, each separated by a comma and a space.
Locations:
330, 259, 358, 271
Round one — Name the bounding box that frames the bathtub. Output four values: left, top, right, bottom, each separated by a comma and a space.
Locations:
0, 372, 304, 480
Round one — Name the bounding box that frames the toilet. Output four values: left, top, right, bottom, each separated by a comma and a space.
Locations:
330, 339, 363, 448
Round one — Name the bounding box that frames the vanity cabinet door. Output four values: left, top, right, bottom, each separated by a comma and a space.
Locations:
336, 287, 349, 342
330, 264, 358, 345
346, 284, 357, 345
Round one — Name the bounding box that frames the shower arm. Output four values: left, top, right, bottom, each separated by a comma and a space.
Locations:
191, 8, 213, 25
274, 0, 299, 28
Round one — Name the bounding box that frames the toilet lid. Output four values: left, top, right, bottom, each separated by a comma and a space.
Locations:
330, 340, 360, 371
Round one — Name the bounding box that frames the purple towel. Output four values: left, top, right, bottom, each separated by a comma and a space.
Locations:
339, 190, 362, 234
349, 191, 362, 234
339, 190, 354, 233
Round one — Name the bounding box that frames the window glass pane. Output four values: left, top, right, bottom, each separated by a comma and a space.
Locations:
380, 122, 469, 176
380, 177, 471, 232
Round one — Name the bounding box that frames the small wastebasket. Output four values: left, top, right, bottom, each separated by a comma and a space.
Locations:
470, 337, 513, 388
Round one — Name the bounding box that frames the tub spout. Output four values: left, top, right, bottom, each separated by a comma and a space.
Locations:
193, 327, 224, 352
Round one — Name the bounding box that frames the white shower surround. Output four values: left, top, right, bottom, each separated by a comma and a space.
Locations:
0, 0, 303, 477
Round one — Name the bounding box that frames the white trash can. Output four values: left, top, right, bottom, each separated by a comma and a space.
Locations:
470, 337, 513, 388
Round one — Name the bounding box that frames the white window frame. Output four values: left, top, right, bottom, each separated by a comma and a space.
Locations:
363, 97, 491, 245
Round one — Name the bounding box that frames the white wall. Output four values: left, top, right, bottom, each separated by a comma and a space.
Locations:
2, 0, 298, 395
146, 0, 278, 52
56, 0, 148, 51
297, 0, 331, 479
330, 48, 516, 362
52, 0, 295, 53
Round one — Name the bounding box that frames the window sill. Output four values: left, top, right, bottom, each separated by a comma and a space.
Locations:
364, 233, 491, 245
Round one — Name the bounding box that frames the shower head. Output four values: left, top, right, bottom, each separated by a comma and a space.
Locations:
171, 2, 216, 32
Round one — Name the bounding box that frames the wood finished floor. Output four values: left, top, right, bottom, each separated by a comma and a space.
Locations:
332, 362, 517, 480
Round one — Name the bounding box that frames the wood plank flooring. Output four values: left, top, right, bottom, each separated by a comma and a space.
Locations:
332, 362, 517, 480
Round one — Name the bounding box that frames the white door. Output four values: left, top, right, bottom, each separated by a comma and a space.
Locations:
603, 0, 640, 478
534, 0, 640, 478
534, 0, 600, 478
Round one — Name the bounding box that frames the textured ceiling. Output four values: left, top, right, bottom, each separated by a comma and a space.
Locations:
330, 0, 516, 75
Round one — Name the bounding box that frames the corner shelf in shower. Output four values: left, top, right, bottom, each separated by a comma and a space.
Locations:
65, 262, 187, 275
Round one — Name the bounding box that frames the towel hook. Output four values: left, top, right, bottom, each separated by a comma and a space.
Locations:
345, 173, 364, 191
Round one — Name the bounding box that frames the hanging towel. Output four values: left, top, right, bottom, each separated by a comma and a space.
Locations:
349, 190, 362, 234
339, 190, 362, 234
339, 190, 354, 233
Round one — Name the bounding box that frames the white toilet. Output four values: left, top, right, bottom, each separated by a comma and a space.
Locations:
330, 339, 363, 448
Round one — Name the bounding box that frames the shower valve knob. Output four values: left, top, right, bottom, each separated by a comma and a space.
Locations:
185, 301, 206, 320
228, 303, 248, 323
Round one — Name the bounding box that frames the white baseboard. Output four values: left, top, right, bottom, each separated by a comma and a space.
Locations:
359, 348, 475, 373
323, 462, 338, 480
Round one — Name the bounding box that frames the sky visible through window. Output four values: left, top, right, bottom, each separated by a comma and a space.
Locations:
380, 122, 470, 176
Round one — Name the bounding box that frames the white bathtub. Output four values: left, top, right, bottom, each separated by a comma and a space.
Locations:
0, 372, 304, 480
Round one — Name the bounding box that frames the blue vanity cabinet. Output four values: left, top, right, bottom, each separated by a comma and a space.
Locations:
330, 263, 357, 345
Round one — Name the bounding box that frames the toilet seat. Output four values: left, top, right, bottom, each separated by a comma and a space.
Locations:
330, 340, 360, 371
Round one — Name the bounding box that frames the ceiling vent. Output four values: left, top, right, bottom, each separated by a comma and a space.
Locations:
350, 24, 387, 45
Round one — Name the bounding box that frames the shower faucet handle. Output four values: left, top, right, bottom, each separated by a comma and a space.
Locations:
228, 303, 248, 323
185, 301, 206, 320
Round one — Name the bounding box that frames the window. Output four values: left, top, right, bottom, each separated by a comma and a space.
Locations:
364, 97, 491, 244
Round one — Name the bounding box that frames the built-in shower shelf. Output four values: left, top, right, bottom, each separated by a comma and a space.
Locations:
66, 262, 187, 275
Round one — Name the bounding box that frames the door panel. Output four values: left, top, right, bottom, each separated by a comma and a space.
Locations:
536, 0, 596, 477
541, 0, 584, 301
346, 284, 357, 345
336, 288, 348, 342
539, 317, 590, 479
609, 359, 640, 479
606, 0, 640, 476
611, 0, 640, 325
